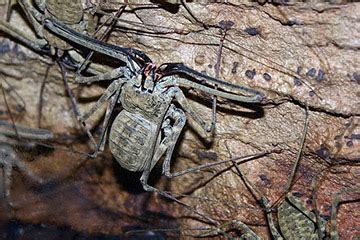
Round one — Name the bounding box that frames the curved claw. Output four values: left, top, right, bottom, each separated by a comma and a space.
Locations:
158, 63, 264, 103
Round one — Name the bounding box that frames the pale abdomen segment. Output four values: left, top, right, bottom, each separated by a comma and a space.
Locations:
109, 111, 156, 172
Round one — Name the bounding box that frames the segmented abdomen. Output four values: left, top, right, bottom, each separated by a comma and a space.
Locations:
109, 111, 157, 172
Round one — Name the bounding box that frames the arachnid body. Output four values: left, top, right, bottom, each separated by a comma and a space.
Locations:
276, 194, 327, 240
0, 120, 53, 207
1, 0, 97, 55
0, 0, 120, 75
227, 193, 339, 240
234, 163, 359, 240
43, 17, 264, 192
0, 0, 122, 134
271, 190, 359, 240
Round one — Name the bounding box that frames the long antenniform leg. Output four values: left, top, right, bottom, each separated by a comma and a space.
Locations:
0, 19, 47, 52
139, 104, 218, 225
140, 104, 186, 191
0, 0, 48, 52
76, 79, 126, 156
18, 0, 44, 37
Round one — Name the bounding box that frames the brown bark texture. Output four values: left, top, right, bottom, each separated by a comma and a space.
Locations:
0, 1, 359, 239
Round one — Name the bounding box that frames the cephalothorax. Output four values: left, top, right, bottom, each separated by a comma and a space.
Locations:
0, 120, 53, 207
43, 17, 264, 193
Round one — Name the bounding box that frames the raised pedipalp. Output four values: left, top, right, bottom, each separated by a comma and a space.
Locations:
157, 63, 264, 103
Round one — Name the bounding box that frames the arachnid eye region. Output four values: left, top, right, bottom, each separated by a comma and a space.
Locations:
3, 2, 358, 239
41, 16, 264, 196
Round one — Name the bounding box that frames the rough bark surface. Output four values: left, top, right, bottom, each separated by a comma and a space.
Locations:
0, 2, 359, 239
